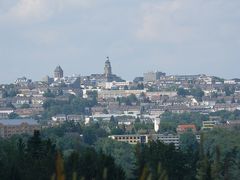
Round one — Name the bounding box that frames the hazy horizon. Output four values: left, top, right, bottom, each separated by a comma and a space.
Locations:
1, 0, 240, 83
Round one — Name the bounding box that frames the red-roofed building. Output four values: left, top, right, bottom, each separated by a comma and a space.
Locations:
176, 124, 197, 134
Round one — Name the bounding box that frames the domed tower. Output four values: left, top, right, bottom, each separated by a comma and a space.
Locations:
54, 65, 63, 79
104, 57, 112, 78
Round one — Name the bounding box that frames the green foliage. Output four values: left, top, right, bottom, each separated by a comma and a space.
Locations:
196, 129, 240, 180
8, 112, 19, 119
216, 98, 225, 104
133, 122, 154, 134
95, 138, 136, 179
177, 88, 190, 97
86, 90, 98, 106
135, 141, 193, 180
160, 112, 208, 132
117, 94, 138, 106
210, 110, 240, 120
1, 119, 240, 180
43, 89, 55, 98
180, 132, 199, 154
0, 131, 125, 180
65, 148, 125, 180
180, 132, 199, 179
42, 95, 96, 119
82, 123, 108, 145
0, 131, 56, 180
224, 85, 235, 96
137, 83, 144, 90
111, 127, 125, 135
21, 103, 30, 109
1, 87, 19, 98
41, 122, 83, 145
190, 88, 204, 101
6, 102, 16, 109
177, 88, 204, 101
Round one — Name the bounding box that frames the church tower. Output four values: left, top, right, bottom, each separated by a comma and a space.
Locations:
104, 57, 112, 78
54, 65, 63, 80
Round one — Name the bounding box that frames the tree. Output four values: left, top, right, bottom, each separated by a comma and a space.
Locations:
135, 141, 189, 180
177, 88, 190, 97
8, 112, 19, 119
180, 132, 198, 154
196, 134, 212, 180
102, 108, 109, 114
211, 146, 222, 180
110, 115, 116, 124
43, 89, 55, 98
65, 148, 125, 180
82, 127, 97, 145
190, 88, 204, 101
95, 138, 136, 179
137, 83, 144, 90
224, 85, 235, 96
180, 132, 199, 179
21, 103, 30, 109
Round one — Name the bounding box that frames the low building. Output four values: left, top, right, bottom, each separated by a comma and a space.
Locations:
0, 108, 14, 119
51, 114, 67, 122
98, 90, 146, 99
0, 119, 40, 138
152, 134, 180, 148
108, 134, 149, 144
14, 107, 44, 118
202, 120, 218, 130
67, 114, 84, 122
176, 124, 197, 134
104, 81, 131, 90
109, 134, 181, 148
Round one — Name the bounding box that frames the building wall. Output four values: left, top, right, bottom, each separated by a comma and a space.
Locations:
0, 123, 40, 138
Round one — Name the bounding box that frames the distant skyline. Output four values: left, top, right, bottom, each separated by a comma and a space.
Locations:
0, 0, 240, 83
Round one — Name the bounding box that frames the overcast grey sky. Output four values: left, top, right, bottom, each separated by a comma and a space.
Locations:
0, 0, 240, 83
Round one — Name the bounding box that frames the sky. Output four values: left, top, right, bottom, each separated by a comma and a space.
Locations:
0, 0, 240, 83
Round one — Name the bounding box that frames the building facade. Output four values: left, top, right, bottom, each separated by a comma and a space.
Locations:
108, 134, 149, 144
0, 119, 40, 138
144, 71, 166, 82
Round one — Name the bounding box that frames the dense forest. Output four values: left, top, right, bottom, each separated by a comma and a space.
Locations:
0, 123, 240, 180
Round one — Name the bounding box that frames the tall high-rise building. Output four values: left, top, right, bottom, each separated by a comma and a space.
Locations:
104, 57, 112, 78
54, 65, 63, 79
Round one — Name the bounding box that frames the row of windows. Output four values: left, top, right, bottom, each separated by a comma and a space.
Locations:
116, 139, 139, 143
116, 136, 141, 140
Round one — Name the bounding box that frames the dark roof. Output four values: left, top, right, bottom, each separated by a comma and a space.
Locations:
54, 66, 63, 72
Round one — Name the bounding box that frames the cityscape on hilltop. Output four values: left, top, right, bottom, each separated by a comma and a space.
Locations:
1, 57, 240, 137
1, 57, 240, 179
1, 0, 240, 179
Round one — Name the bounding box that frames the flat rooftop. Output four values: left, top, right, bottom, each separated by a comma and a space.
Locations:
0, 119, 39, 125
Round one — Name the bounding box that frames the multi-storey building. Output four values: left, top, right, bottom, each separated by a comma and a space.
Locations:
109, 134, 179, 147
0, 119, 40, 138
109, 134, 200, 149
108, 134, 149, 144
152, 134, 180, 148
143, 71, 166, 83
